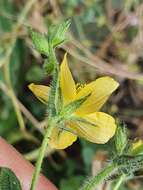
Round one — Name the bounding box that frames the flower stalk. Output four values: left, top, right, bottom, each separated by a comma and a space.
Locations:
30, 118, 55, 190
30, 45, 59, 189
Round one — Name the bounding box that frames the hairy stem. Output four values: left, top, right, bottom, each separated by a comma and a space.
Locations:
30, 46, 59, 190
81, 163, 116, 190
47, 46, 60, 116
30, 119, 55, 190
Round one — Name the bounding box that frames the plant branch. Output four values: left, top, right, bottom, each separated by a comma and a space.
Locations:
81, 163, 116, 190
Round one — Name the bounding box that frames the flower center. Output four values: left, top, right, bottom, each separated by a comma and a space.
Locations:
76, 83, 86, 93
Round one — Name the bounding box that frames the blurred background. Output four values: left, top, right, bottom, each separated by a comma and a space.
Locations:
0, 0, 143, 189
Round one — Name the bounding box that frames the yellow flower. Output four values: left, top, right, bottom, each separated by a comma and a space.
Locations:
28, 54, 119, 149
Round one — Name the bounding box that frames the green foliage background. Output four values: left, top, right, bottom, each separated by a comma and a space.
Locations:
0, 0, 143, 189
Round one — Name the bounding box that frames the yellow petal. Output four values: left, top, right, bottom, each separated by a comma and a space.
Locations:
49, 127, 77, 149
28, 83, 49, 104
60, 53, 76, 105
75, 77, 119, 115
130, 140, 143, 155
132, 140, 143, 150
71, 112, 116, 144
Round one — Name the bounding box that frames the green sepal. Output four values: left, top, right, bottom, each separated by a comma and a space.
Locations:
48, 20, 71, 48
30, 29, 49, 55
60, 94, 90, 118
0, 167, 22, 190
131, 143, 143, 156
128, 139, 143, 156
58, 123, 77, 136
115, 124, 128, 155
43, 58, 54, 74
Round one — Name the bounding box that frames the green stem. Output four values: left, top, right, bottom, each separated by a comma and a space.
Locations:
30, 46, 59, 190
113, 174, 125, 190
47, 46, 60, 116
24, 147, 54, 161
81, 163, 116, 190
30, 28, 61, 190
30, 119, 55, 190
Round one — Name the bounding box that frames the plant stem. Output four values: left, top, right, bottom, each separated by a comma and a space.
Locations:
30, 45, 59, 190
81, 163, 116, 190
113, 174, 125, 190
30, 119, 55, 190
47, 46, 60, 116
24, 147, 54, 161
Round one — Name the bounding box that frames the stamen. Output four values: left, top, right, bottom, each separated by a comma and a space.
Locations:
76, 83, 86, 93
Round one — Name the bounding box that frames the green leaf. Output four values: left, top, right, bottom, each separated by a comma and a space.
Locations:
0, 167, 22, 190
48, 20, 71, 48
30, 29, 49, 55
115, 124, 128, 155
